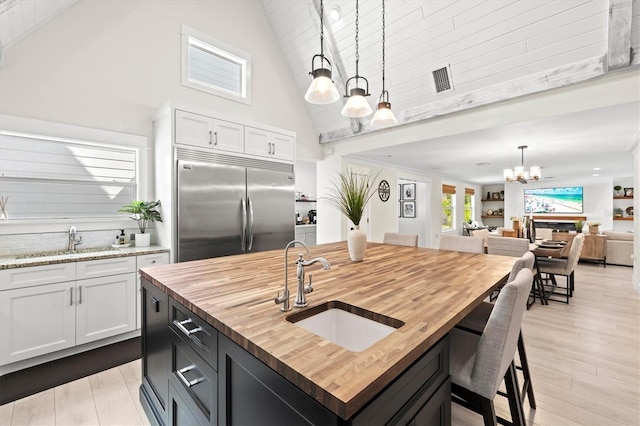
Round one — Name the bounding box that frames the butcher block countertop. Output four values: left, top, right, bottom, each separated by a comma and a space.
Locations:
140, 241, 515, 419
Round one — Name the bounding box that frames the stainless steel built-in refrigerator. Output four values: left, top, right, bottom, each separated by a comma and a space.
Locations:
177, 159, 295, 262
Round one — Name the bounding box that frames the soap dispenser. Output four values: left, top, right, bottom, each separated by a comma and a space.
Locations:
119, 229, 126, 245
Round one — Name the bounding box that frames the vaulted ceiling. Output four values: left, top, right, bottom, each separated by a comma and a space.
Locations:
1, 0, 638, 184
262, 0, 640, 183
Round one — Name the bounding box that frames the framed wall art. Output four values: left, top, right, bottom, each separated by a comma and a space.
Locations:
402, 183, 416, 200
402, 201, 416, 218
624, 187, 633, 197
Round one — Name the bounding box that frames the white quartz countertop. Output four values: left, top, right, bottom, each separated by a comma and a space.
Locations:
0, 245, 169, 269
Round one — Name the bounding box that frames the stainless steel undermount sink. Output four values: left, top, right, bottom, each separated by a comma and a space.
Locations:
16, 246, 117, 259
286, 301, 404, 352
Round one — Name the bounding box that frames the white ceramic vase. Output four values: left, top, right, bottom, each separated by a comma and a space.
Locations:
135, 233, 151, 247
347, 226, 367, 262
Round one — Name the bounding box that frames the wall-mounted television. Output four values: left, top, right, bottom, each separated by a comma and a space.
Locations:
524, 186, 583, 214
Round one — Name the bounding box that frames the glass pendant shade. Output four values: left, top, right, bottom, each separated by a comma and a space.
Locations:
341, 88, 372, 117
370, 102, 397, 128
529, 166, 541, 180
503, 169, 514, 181
305, 67, 340, 104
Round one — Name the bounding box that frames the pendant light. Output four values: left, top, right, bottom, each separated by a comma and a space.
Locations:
341, 0, 372, 118
504, 146, 541, 184
304, 0, 340, 104
370, 0, 397, 128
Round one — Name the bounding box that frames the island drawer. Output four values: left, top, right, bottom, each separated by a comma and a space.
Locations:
169, 328, 217, 425
169, 297, 217, 370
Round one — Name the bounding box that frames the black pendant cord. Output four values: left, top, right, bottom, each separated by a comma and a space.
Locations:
381, 0, 386, 95
354, 0, 360, 83
320, 0, 324, 59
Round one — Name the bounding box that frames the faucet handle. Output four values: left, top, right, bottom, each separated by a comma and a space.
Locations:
304, 274, 314, 294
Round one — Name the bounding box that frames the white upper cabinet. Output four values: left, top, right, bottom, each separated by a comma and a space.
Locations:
244, 126, 294, 162
175, 110, 244, 154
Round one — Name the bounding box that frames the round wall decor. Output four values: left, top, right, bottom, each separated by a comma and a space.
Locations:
378, 180, 390, 202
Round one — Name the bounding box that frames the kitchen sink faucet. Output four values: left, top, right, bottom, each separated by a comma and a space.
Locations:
67, 226, 83, 251
275, 240, 308, 312
293, 254, 331, 308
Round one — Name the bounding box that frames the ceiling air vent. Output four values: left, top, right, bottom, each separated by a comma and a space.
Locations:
432, 65, 453, 94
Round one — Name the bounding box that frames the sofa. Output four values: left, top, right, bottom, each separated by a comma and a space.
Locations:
604, 231, 634, 266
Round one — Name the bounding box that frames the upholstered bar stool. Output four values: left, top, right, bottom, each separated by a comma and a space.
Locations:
537, 233, 584, 304
450, 268, 533, 425
456, 252, 537, 412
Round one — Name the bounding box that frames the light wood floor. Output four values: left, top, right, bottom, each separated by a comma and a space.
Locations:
0, 263, 637, 425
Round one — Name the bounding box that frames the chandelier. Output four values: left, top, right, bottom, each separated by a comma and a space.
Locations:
504, 145, 541, 184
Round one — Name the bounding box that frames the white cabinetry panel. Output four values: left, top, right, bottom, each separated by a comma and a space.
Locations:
175, 110, 244, 153
245, 126, 294, 161
76, 274, 136, 345
0, 263, 75, 290
0, 282, 75, 365
76, 257, 135, 279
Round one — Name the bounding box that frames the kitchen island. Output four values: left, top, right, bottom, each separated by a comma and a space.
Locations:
139, 241, 515, 425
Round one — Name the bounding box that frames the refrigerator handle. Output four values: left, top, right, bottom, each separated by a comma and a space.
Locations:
241, 197, 247, 252
247, 197, 255, 251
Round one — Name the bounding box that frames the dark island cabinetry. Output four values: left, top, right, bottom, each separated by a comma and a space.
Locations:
140, 278, 451, 425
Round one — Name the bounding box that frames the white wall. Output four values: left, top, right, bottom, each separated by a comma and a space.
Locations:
0, 0, 321, 164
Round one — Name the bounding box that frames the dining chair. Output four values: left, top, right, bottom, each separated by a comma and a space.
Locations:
537, 233, 585, 304
382, 232, 418, 247
439, 235, 484, 254
450, 268, 533, 426
469, 228, 490, 246
456, 252, 537, 411
487, 236, 530, 257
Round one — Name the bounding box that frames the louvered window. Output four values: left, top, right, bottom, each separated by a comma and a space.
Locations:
181, 25, 251, 105
0, 131, 137, 220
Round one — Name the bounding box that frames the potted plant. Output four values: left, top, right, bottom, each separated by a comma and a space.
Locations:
614, 185, 623, 197
614, 207, 624, 218
587, 221, 601, 235
574, 219, 584, 233
326, 169, 378, 261
119, 200, 162, 247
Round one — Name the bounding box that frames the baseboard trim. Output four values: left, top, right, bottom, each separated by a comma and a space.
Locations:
0, 337, 140, 405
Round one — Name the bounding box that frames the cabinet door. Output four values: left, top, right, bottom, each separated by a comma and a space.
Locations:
75, 274, 136, 345
0, 282, 75, 365
211, 119, 244, 153
244, 127, 294, 161
137, 253, 170, 329
244, 126, 271, 158
141, 278, 170, 424
271, 132, 294, 161
175, 110, 214, 149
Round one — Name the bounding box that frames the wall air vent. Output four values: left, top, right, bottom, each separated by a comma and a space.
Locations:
432, 65, 454, 94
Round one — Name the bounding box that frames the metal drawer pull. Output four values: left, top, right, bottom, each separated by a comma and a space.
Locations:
70, 287, 73, 306
78, 286, 82, 304
176, 365, 205, 388
174, 318, 203, 336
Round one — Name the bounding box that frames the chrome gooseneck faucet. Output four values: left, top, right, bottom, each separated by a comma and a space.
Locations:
275, 240, 309, 312
67, 226, 83, 251
293, 254, 331, 308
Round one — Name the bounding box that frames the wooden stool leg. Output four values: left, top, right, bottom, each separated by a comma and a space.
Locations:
504, 362, 526, 426
517, 332, 536, 409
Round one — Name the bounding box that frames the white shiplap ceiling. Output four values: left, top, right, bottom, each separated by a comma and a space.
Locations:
0, 0, 638, 184
263, 0, 640, 183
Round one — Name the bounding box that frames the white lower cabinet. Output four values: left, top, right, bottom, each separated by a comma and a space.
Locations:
75, 274, 136, 345
0, 281, 76, 364
0, 252, 165, 367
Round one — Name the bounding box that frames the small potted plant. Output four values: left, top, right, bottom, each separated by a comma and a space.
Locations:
119, 200, 162, 247
613, 207, 624, 218
587, 221, 601, 234
326, 168, 378, 262
614, 185, 623, 197
574, 219, 584, 233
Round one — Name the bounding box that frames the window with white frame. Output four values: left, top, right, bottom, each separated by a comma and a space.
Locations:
181, 25, 252, 104
0, 131, 138, 220
464, 188, 475, 224
442, 184, 456, 231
